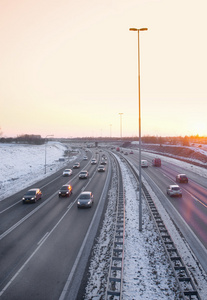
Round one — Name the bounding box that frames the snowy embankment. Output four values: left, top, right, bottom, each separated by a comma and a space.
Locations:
133, 142, 207, 168
0, 142, 75, 200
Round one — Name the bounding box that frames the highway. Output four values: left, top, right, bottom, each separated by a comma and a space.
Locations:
1, 146, 207, 299
122, 149, 207, 273
0, 148, 111, 299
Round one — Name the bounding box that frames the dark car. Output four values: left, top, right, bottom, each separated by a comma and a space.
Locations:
77, 191, 93, 208
73, 162, 80, 169
79, 170, 89, 179
22, 188, 42, 204
59, 185, 73, 197
100, 161, 107, 165
98, 165, 105, 172
176, 174, 188, 183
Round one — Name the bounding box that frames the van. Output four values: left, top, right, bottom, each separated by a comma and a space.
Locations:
152, 158, 161, 167
141, 160, 148, 168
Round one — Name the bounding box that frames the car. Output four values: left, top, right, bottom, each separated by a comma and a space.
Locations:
22, 188, 42, 204
77, 191, 94, 208
130, 151, 134, 154
98, 165, 105, 172
176, 174, 188, 183
73, 162, 80, 169
152, 158, 161, 167
124, 152, 128, 155
91, 158, 97, 165
59, 184, 73, 197
167, 185, 182, 197
79, 170, 89, 179
141, 160, 148, 168
83, 156, 88, 160
62, 169, 72, 176
100, 160, 107, 165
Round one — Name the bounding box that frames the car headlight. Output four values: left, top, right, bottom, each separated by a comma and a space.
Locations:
87, 201, 91, 205
31, 197, 35, 200
22, 197, 25, 200
77, 201, 80, 205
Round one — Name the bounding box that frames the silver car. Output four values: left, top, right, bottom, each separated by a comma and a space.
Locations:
63, 169, 72, 176
79, 170, 89, 179
77, 191, 93, 208
167, 185, 182, 197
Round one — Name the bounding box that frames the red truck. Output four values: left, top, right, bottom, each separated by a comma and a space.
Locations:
152, 158, 161, 167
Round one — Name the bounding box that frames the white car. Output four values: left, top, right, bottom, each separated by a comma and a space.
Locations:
83, 156, 88, 160
79, 170, 89, 179
167, 185, 182, 197
63, 169, 72, 176
141, 160, 148, 168
91, 158, 97, 165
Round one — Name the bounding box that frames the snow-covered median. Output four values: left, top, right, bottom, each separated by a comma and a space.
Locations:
84, 155, 207, 299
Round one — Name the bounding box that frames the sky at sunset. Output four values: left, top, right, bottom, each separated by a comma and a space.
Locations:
0, 0, 207, 138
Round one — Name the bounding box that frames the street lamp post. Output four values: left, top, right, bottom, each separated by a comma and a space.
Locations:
110, 124, 112, 138
119, 113, 123, 138
44, 135, 54, 174
129, 27, 148, 231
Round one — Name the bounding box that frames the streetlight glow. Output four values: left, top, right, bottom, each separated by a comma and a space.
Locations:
129, 28, 148, 31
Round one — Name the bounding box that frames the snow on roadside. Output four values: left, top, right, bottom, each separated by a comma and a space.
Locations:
0, 142, 76, 200
120, 158, 179, 299
84, 155, 180, 299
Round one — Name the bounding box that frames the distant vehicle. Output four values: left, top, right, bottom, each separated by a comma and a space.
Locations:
77, 191, 94, 208
83, 156, 88, 160
167, 185, 182, 197
73, 162, 80, 169
130, 151, 134, 154
63, 169, 72, 176
116, 147, 120, 151
59, 185, 73, 197
22, 188, 42, 204
176, 174, 188, 183
152, 158, 161, 167
100, 160, 107, 165
91, 158, 97, 165
141, 160, 148, 168
98, 165, 105, 172
79, 170, 89, 179
124, 152, 128, 155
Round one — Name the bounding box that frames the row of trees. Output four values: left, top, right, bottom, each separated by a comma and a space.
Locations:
0, 134, 45, 145
142, 135, 207, 146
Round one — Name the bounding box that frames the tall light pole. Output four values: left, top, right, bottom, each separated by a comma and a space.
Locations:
119, 113, 123, 138
44, 134, 54, 174
129, 27, 148, 231
110, 124, 112, 138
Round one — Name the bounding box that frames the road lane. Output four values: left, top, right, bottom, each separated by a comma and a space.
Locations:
0, 149, 109, 299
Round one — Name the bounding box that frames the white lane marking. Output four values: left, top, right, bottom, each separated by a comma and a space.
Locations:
0, 200, 22, 214
37, 232, 49, 246
0, 202, 75, 297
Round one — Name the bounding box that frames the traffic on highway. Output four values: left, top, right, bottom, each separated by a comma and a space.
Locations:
0, 145, 207, 299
